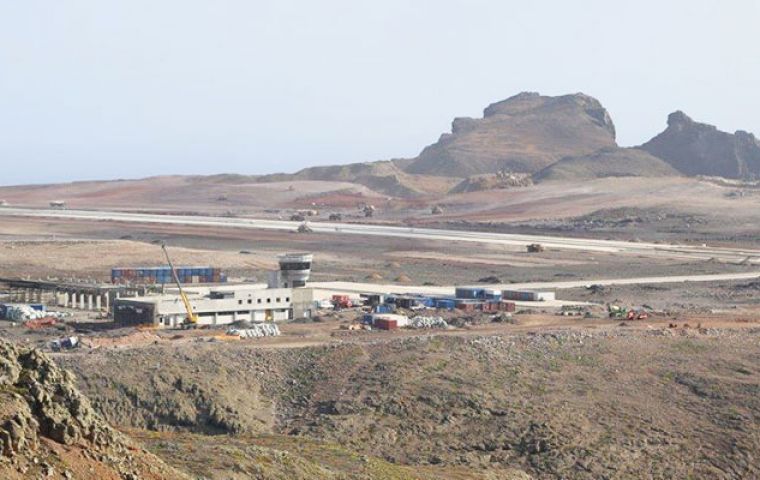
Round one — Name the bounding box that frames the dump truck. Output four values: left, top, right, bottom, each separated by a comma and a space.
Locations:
527, 243, 545, 253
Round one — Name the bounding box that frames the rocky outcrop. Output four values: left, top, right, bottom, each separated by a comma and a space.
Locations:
402, 92, 618, 177
533, 147, 680, 182
641, 111, 760, 179
0, 339, 187, 479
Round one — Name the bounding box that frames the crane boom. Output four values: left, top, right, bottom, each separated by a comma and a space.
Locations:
161, 243, 197, 325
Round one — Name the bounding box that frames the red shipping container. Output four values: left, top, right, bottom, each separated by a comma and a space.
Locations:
456, 302, 476, 312
500, 301, 516, 312
374, 318, 398, 330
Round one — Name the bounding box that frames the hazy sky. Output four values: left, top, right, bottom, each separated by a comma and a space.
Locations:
1, 1, 758, 186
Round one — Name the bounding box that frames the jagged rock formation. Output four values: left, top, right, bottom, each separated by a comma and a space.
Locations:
641, 111, 760, 179
0, 339, 187, 480
402, 92, 617, 177
533, 147, 680, 182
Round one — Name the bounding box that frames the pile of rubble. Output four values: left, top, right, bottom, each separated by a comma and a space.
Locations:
228, 324, 281, 338
409, 316, 448, 329
3, 304, 68, 322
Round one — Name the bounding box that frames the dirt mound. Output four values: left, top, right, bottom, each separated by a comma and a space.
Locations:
450, 171, 533, 193
258, 160, 459, 197
0, 339, 187, 479
533, 147, 680, 182
403, 92, 617, 177
394, 273, 412, 283
641, 111, 760, 179
365, 272, 384, 281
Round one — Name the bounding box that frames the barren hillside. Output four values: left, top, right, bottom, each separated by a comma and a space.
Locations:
58, 328, 760, 479
641, 111, 760, 179
403, 92, 617, 177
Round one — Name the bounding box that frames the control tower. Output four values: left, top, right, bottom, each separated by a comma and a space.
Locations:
268, 252, 313, 288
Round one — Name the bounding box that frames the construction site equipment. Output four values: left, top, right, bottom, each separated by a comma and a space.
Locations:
290, 213, 306, 222
328, 213, 342, 221
50, 336, 79, 351
332, 295, 353, 309
161, 243, 198, 326
527, 243, 545, 253
363, 205, 375, 217
296, 222, 313, 233
431, 205, 444, 215
25, 317, 58, 329
627, 310, 649, 320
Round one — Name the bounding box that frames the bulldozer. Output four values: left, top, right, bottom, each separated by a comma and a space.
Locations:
527, 243, 545, 253
297, 222, 313, 234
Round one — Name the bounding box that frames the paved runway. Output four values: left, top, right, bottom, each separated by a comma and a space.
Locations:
2, 207, 760, 263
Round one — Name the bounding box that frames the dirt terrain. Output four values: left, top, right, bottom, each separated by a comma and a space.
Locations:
46, 318, 759, 480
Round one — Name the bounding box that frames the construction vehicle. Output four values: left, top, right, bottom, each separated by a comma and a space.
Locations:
161, 243, 198, 327
328, 213, 342, 221
332, 294, 353, 310
297, 222, 313, 234
363, 205, 376, 218
290, 213, 306, 222
608, 304, 649, 320
527, 243, 545, 253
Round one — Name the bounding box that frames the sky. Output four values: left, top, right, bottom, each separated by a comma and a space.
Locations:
1, 0, 759, 186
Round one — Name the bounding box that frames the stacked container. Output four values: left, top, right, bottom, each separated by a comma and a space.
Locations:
111, 266, 226, 285
455, 287, 485, 300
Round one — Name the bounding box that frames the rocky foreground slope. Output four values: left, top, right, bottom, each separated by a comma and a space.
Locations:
58, 328, 760, 479
0, 339, 187, 480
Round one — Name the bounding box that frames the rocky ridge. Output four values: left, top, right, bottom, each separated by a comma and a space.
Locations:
0, 339, 187, 479
641, 111, 760, 179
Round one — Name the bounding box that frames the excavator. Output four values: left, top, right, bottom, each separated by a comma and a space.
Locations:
161, 242, 198, 327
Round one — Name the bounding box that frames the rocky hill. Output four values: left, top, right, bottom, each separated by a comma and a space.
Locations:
533, 147, 680, 182
641, 111, 760, 179
0, 339, 187, 480
402, 92, 618, 177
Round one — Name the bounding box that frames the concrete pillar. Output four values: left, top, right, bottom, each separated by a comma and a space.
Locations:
95, 294, 102, 311
87, 294, 93, 311
79, 292, 86, 310
104, 292, 110, 314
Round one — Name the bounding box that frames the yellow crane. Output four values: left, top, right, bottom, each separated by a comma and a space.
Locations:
161, 242, 198, 326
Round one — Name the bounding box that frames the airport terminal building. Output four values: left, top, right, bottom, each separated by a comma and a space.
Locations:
113, 253, 315, 328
